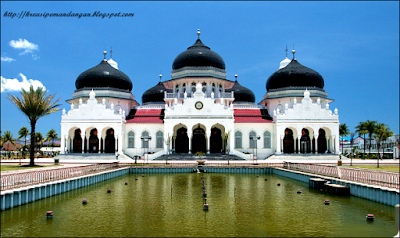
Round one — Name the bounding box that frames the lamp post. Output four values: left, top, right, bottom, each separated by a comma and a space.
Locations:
250, 135, 261, 164
141, 135, 152, 164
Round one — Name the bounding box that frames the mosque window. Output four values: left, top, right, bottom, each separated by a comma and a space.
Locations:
235, 131, 242, 149
128, 131, 135, 148
141, 131, 150, 148
249, 131, 257, 149
156, 131, 163, 148
264, 131, 271, 149
192, 82, 196, 93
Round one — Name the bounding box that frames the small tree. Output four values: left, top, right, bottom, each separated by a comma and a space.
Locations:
46, 129, 59, 156
374, 123, 393, 167
365, 120, 377, 156
17, 126, 29, 148
355, 121, 368, 156
339, 124, 350, 155
7, 85, 61, 166
35, 132, 44, 156
3, 131, 16, 158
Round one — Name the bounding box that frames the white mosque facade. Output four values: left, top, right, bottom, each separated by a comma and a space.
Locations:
60, 31, 340, 160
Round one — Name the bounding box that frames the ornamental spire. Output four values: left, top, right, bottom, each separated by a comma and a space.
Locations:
197, 29, 201, 39
103, 50, 107, 61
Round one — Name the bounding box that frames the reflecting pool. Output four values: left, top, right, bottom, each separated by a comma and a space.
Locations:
1, 173, 397, 237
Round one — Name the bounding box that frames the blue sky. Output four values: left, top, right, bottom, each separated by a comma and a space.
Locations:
1, 1, 399, 140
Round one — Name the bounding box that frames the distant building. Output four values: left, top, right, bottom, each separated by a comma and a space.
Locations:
60, 30, 340, 160
341, 135, 399, 159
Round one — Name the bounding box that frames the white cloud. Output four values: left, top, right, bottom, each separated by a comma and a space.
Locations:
1, 56, 16, 62
32, 54, 40, 60
1, 73, 45, 93
9, 39, 39, 55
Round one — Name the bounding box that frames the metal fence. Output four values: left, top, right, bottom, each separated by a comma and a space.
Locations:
1, 163, 119, 191
285, 163, 400, 189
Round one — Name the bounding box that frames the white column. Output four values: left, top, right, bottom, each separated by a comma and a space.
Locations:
81, 136, 85, 153
206, 130, 211, 154
188, 132, 192, 154
314, 134, 319, 154
115, 136, 118, 153
276, 135, 281, 154
103, 137, 106, 153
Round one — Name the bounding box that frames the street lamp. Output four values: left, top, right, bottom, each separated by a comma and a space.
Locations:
141, 135, 152, 164
250, 135, 261, 164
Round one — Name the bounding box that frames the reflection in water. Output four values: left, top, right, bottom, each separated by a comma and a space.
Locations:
1, 173, 396, 237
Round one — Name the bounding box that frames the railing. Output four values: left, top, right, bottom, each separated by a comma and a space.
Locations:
285, 163, 400, 189
1, 163, 119, 191
164, 91, 234, 99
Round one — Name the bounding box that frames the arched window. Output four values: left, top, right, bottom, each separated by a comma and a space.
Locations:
128, 131, 135, 148
141, 131, 150, 148
249, 131, 257, 149
264, 131, 271, 149
192, 82, 196, 93
156, 131, 163, 148
235, 131, 242, 149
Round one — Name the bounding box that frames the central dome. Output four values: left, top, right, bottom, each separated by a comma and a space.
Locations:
172, 38, 226, 70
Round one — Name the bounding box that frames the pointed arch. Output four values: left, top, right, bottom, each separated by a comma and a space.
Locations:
264, 130, 272, 149
235, 130, 242, 149
141, 130, 150, 148
156, 130, 163, 148
127, 130, 135, 148
249, 131, 257, 149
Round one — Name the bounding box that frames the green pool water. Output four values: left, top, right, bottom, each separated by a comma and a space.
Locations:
1, 173, 397, 237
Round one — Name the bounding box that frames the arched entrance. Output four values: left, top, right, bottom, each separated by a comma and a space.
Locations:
300, 129, 311, 153
105, 128, 115, 153
318, 129, 327, 153
283, 128, 294, 153
192, 127, 206, 153
73, 129, 82, 153
89, 129, 99, 153
210, 128, 222, 153
175, 127, 189, 153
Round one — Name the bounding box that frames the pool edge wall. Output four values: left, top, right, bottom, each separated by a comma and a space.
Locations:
1, 166, 398, 210
273, 167, 400, 207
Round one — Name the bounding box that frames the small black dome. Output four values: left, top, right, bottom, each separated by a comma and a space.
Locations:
172, 39, 226, 70
75, 60, 133, 91
266, 59, 324, 91
142, 82, 171, 104
227, 81, 256, 104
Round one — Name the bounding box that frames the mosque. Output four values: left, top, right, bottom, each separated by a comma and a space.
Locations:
60, 30, 340, 160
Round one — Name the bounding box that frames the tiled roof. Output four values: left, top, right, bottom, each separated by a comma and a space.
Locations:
125, 109, 164, 123
234, 109, 273, 123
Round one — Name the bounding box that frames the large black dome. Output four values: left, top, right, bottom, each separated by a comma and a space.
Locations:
172, 39, 226, 70
142, 82, 171, 105
75, 60, 133, 91
227, 81, 255, 104
266, 59, 324, 91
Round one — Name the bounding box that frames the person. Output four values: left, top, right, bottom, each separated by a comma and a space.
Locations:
339, 154, 342, 160
115, 151, 118, 160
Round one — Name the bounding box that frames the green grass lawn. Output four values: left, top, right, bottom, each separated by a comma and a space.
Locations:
342, 164, 399, 172
1, 164, 61, 171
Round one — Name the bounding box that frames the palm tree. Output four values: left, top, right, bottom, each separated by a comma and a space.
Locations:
17, 126, 29, 148
374, 123, 393, 167
7, 85, 61, 166
3, 131, 16, 158
365, 120, 377, 156
355, 121, 368, 156
46, 129, 59, 155
339, 123, 350, 155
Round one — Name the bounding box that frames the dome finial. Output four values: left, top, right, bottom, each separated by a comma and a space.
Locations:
197, 29, 201, 39
292, 44, 296, 60
235, 73, 238, 82
159, 73, 162, 82
285, 45, 288, 58
103, 50, 107, 61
